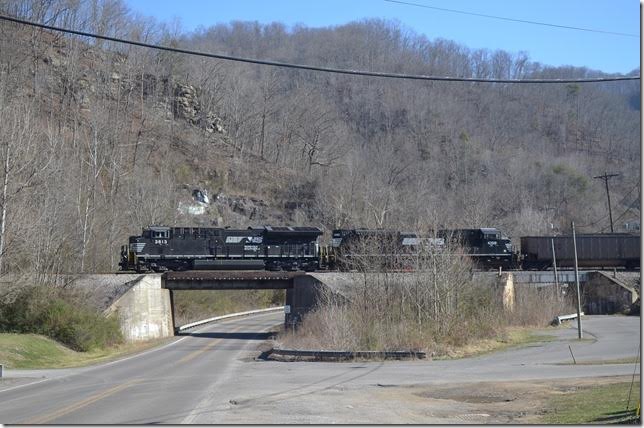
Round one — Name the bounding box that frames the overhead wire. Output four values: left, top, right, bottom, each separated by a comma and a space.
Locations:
384, 0, 639, 38
600, 207, 636, 232
0, 14, 639, 84
599, 183, 640, 232
577, 181, 640, 229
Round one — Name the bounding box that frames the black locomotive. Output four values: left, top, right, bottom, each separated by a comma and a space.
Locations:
328, 227, 513, 270
119, 225, 322, 272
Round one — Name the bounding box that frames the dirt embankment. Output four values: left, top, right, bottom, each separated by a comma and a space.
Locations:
222, 375, 638, 424
358, 376, 638, 424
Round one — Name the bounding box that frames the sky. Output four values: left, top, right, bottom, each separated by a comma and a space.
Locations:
123, 0, 640, 74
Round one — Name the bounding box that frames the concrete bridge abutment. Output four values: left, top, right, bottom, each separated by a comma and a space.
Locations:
104, 274, 174, 342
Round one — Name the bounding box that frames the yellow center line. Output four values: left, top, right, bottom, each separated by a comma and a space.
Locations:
177, 323, 249, 364
22, 378, 141, 425
23, 320, 262, 424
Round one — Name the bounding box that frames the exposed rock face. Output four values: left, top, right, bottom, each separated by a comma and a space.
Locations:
216, 193, 267, 220
173, 84, 199, 124
42, 46, 65, 68
76, 74, 95, 111
36, 38, 226, 133
204, 111, 225, 134
171, 83, 225, 133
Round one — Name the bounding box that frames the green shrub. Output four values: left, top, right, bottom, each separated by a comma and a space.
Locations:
0, 285, 122, 352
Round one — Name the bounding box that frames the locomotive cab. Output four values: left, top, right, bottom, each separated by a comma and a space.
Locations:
146, 226, 171, 242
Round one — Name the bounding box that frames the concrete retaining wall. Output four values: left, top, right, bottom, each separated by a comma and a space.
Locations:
104, 274, 174, 342
583, 271, 638, 314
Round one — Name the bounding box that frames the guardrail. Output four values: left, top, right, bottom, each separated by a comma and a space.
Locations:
554, 312, 585, 326
264, 348, 426, 361
177, 306, 285, 332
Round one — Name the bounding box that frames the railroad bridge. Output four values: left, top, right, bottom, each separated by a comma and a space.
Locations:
104, 270, 328, 342
99, 269, 638, 342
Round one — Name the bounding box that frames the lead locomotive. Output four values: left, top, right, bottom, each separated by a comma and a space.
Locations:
119, 225, 322, 272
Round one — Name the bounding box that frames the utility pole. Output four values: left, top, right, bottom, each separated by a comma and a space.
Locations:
593, 172, 620, 232
551, 238, 559, 297
571, 221, 583, 340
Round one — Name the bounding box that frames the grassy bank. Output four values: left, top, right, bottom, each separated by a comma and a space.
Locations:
0, 283, 123, 352
432, 328, 556, 359
542, 381, 641, 424
0, 333, 169, 369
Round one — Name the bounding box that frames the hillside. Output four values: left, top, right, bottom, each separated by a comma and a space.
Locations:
0, 1, 639, 274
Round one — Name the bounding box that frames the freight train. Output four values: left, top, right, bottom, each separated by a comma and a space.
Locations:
119, 225, 640, 272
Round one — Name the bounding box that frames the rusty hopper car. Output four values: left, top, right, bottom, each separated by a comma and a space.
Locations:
520, 234, 640, 270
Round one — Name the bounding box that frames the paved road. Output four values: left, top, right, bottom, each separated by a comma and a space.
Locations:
0, 312, 282, 424
0, 314, 639, 424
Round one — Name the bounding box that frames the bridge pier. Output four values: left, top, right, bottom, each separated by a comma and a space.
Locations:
285, 274, 342, 327
104, 274, 174, 342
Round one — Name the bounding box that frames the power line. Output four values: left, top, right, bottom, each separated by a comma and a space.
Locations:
598, 181, 640, 232
384, 0, 639, 38
600, 207, 636, 232
0, 14, 639, 84
576, 212, 609, 229
577, 181, 639, 229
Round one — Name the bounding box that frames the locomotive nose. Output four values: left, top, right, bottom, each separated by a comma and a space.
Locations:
130, 238, 146, 253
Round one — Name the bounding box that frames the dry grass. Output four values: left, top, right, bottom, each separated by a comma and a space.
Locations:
280, 259, 573, 356
509, 284, 577, 327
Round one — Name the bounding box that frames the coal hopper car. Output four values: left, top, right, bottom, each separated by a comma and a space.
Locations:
520, 233, 640, 270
